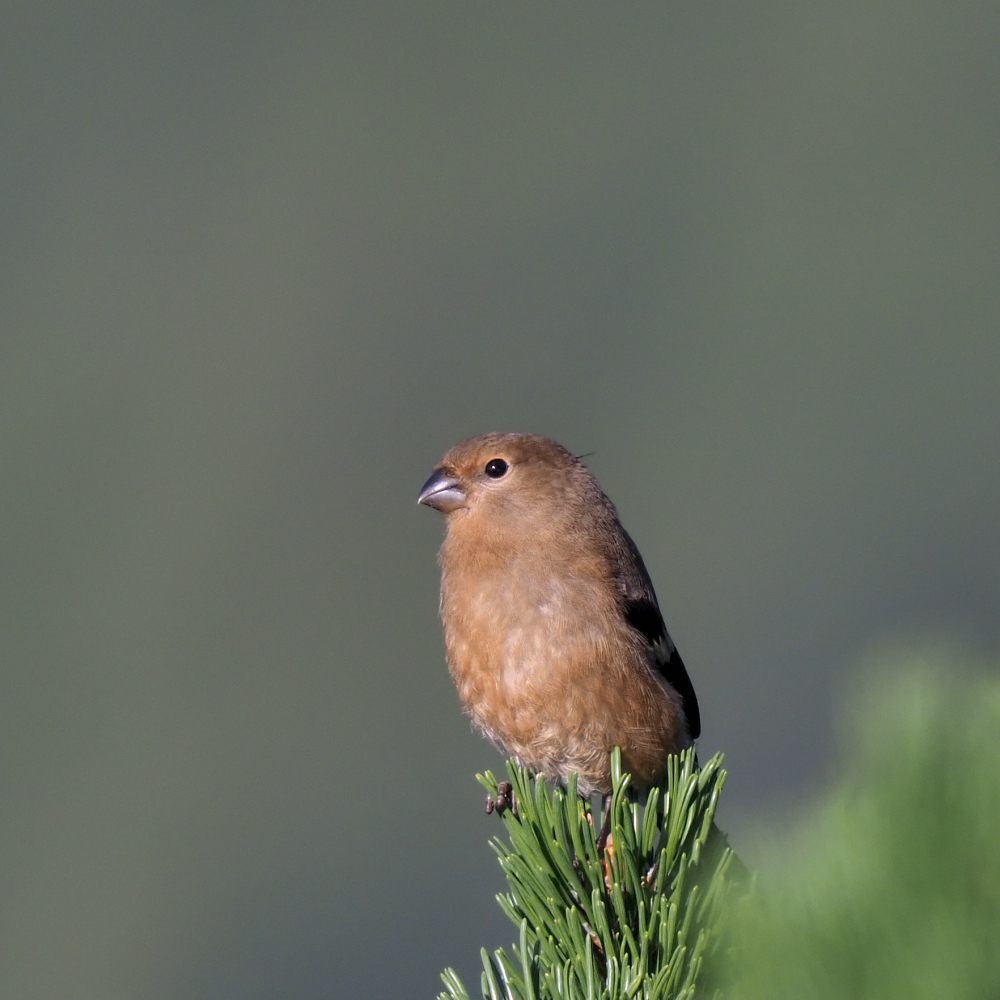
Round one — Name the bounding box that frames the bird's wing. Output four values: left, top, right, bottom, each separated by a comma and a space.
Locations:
613, 527, 702, 741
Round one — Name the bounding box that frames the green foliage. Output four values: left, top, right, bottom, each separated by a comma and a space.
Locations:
439, 747, 742, 1000
728, 656, 1000, 1000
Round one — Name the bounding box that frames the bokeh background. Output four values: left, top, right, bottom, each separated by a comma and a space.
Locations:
2, 4, 998, 997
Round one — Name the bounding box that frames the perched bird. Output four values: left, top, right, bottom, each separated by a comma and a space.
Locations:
417, 432, 700, 797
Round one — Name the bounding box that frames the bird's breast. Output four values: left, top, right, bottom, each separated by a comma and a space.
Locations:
439, 557, 630, 750
442, 563, 611, 687
436, 533, 688, 793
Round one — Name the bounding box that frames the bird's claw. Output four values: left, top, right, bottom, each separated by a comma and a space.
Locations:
494, 780, 516, 816
596, 793, 612, 854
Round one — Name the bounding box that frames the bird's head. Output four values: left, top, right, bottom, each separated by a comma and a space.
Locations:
417, 432, 590, 523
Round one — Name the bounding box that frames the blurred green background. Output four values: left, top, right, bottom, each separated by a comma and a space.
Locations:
1, 4, 997, 997
730, 654, 1000, 1000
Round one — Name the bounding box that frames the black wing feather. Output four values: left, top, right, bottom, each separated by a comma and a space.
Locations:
611, 525, 702, 740
623, 596, 701, 740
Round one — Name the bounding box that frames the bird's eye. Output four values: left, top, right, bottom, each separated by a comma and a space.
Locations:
484, 458, 508, 479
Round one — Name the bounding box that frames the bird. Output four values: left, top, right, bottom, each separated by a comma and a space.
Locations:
417, 432, 700, 798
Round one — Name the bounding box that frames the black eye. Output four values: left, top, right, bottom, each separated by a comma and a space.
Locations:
484, 458, 508, 478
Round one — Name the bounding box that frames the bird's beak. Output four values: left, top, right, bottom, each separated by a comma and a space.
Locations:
417, 468, 466, 512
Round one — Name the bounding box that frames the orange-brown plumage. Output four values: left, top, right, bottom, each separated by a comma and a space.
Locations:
418, 433, 699, 796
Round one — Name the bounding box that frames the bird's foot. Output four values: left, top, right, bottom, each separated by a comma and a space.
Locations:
490, 780, 516, 817
595, 793, 617, 890
595, 794, 612, 853
600, 833, 616, 893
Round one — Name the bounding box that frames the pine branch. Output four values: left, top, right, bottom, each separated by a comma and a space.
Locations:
439, 747, 743, 1000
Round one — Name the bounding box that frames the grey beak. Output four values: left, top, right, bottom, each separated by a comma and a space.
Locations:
417, 468, 466, 512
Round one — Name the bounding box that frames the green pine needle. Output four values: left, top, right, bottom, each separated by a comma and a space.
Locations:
439, 748, 743, 1000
